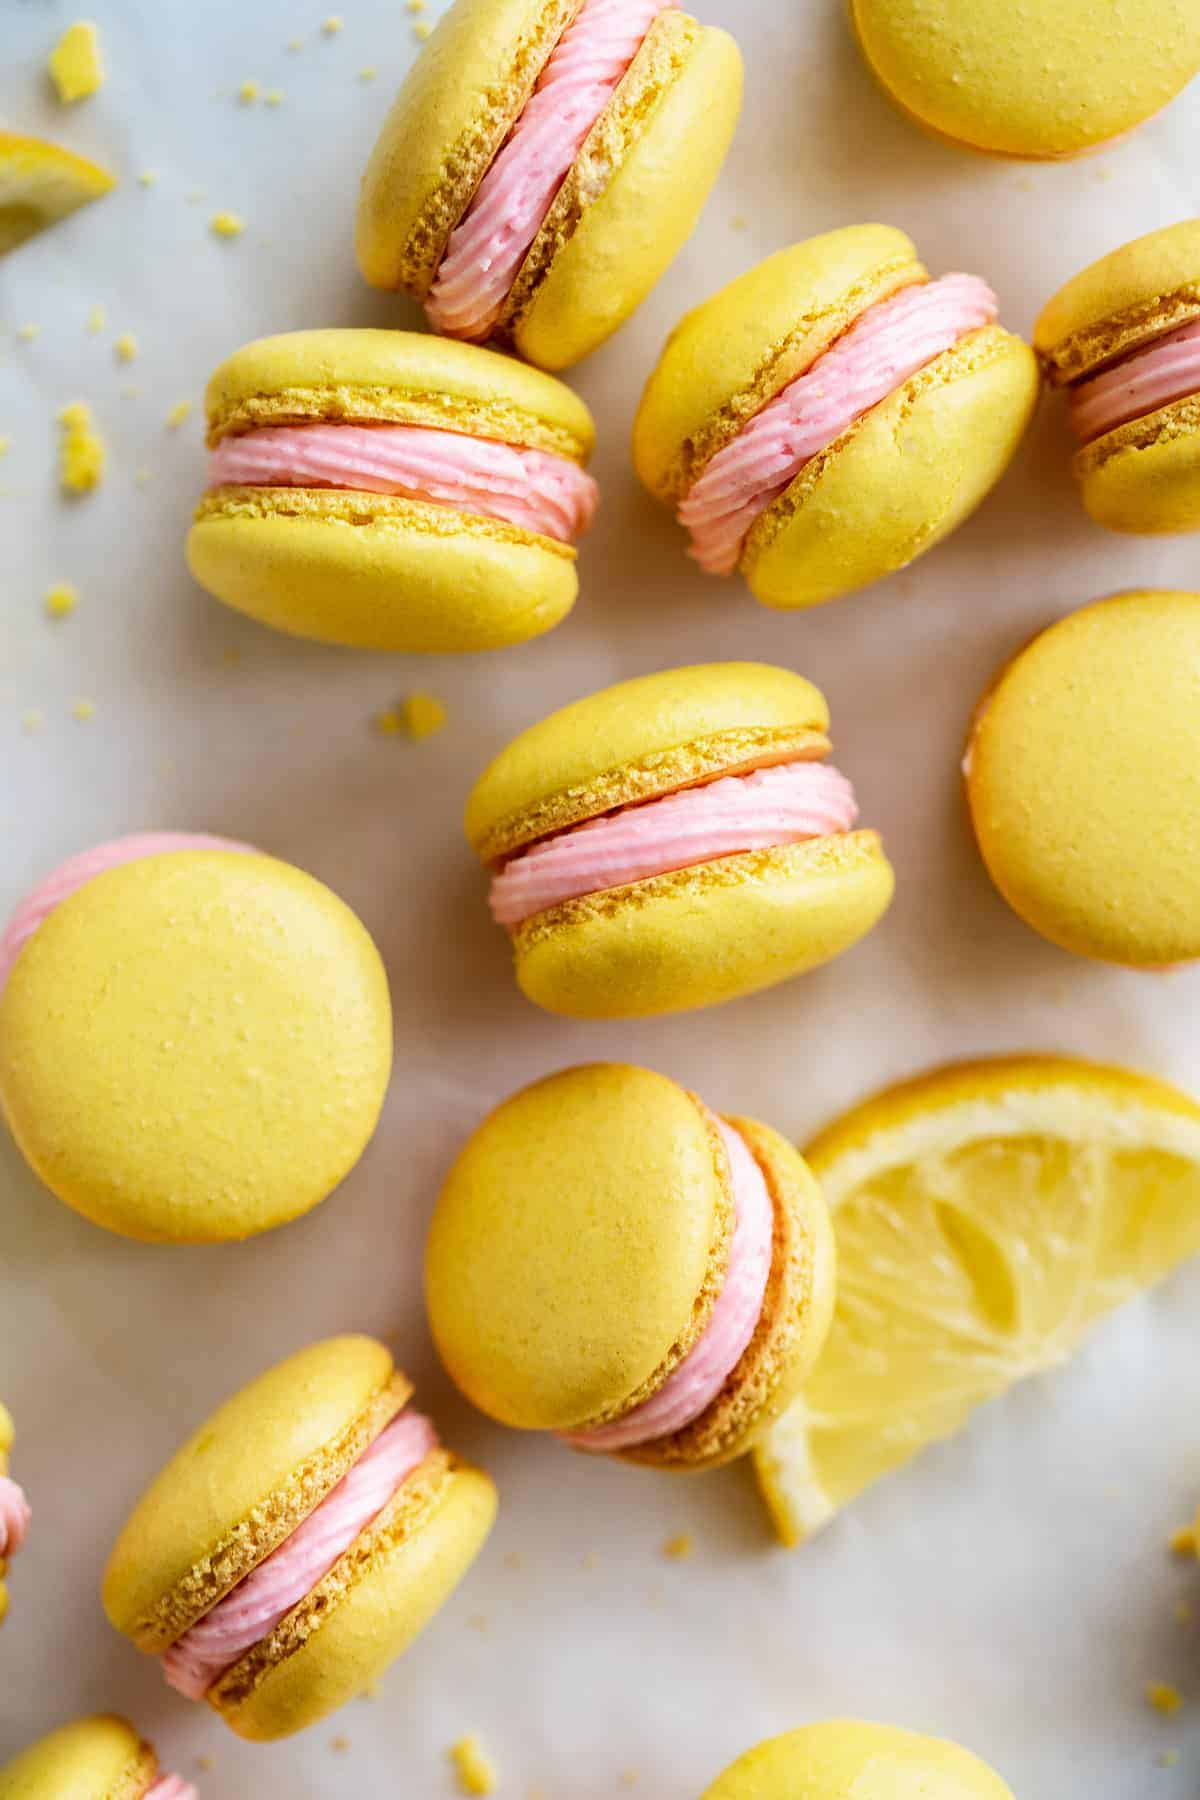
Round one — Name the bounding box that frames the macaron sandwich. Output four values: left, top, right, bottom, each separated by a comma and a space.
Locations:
0, 1404, 30, 1626
356, 0, 743, 370
1036, 219, 1200, 534
699, 1721, 1014, 1799
103, 1337, 497, 1742
467, 661, 895, 1018
186, 330, 598, 651
634, 225, 1039, 610
0, 1715, 196, 1800
426, 1063, 835, 1469
0, 833, 391, 1242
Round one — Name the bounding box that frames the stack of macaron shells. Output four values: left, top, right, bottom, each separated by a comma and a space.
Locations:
698, 1721, 1015, 1798
0, 1404, 29, 1626
1035, 219, 1200, 533
426, 1063, 836, 1468
0, 1714, 196, 1800
102, 1338, 497, 1742
186, 330, 598, 652
356, 0, 744, 370
633, 225, 1040, 609
467, 662, 895, 1017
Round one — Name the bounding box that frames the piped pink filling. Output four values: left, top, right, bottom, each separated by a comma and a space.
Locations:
145, 1778, 198, 1800
208, 423, 598, 543
1068, 317, 1200, 443
0, 833, 255, 994
0, 1475, 30, 1559
162, 1410, 437, 1701
679, 273, 1000, 575
489, 758, 858, 928
563, 1120, 774, 1451
426, 0, 674, 340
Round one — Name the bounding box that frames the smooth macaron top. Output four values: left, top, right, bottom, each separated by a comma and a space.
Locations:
700, 1720, 1015, 1798
1034, 219, 1200, 385
851, 0, 1200, 160
465, 662, 832, 862
426, 1064, 735, 1431
966, 589, 1200, 965
0, 1715, 158, 1800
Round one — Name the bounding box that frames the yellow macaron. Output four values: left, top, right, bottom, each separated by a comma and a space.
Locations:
1035, 220, 1200, 533
467, 661, 895, 1018
0, 832, 392, 1242
427, 1064, 835, 1469
634, 226, 1039, 611
700, 1721, 1014, 1798
102, 1336, 497, 1742
0, 1715, 191, 1800
850, 0, 1200, 159
356, 0, 743, 371
0, 1402, 28, 1627
186, 329, 598, 651
965, 589, 1200, 966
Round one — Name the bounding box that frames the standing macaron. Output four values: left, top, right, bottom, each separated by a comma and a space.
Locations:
0, 833, 392, 1242
0, 1404, 30, 1626
356, 0, 743, 371
850, 0, 1200, 159
467, 662, 895, 1018
186, 330, 598, 651
1035, 220, 1200, 533
103, 1337, 497, 1742
965, 589, 1200, 967
0, 1715, 196, 1800
633, 226, 1039, 610
699, 1722, 1014, 1798
426, 1064, 835, 1469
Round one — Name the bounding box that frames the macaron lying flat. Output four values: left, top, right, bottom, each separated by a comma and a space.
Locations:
427, 1063, 836, 1470
356, 0, 743, 371
0, 832, 392, 1242
0, 1404, 30, 1626
467, 662, 895, 1017
965, 589, 1200, 966
851, 0, 1200, 159
1036, 220, 1200, 533
634, 226, 1039, 610
700, 1721, 1014, 1798
103, 1336, 497, 1742
186, 330, 598, 651
0, 1714, 196, 1800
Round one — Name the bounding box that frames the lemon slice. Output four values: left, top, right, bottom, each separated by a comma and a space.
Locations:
0, 132, 115, 257
755, 1056, 1200, 1546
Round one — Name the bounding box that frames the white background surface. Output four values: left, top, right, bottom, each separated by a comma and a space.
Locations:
3, 1, 1200, 1793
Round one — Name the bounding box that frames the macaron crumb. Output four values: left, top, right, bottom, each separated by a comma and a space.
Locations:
467, 1612, 490, 1634
331, 1734, 351, 1752
209, 211, 246, 239
71, 698, 95, 722
359, 65, 378, 80
287, 35, 305, 50
114, 332, 138, 363
58, 401, 105, 493
0, 437, 10, 456
20, 710, 43, 735
407, 0, 427, 11
1176, 1600, 1194, 1624
322, 15, 344, 33
503, 1551, 522, 1571
450, 1736, 497, 1796
48, 21, 105, 103
238, 79, 260, 103
16, 325, 41, 342
374, 692, 447, 740
265, 88, 284, 105
619, 1774, 640, 1790
138, 169, 158, 187
165, 399, 193, 429
413, 20, 432, 37
194, 1756, 213, 1773
86, 303, 105, 334
1146, 1683, 1183, 1717
662, 1532, 693, 1560
134, 466, 151, 485
1157, 1749, 1181, 1768
1169, 1524, 1197, 1557
44, 582, 78, 619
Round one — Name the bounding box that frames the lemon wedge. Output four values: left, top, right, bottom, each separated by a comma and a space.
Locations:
755, 1056, 1200, 1546
0, 132, 115, 257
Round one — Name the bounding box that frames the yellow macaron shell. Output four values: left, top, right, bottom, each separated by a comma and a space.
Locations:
0, 852, 392, 1242
700, 1720, 1014, 1799
0, 1715, 157, 1800
966, 589, 1200, 965
851, 0, 1200, 160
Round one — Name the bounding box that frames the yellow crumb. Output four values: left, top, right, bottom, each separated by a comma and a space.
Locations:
48, 22, 105, 103
287, 35, 305, 50
467, 1614, 489, 1634
580, 1551, 599, 1570
1169, 1525, 1197, 1557
730, 215, 747, 231
503, 1551, 523, 1572
58, 401, 105, 493
1176, 1600, 1194, 1624
71, 698, 95, 722
331, 1735, 351, 1752
20, 710, 44, 734
0, 438, 9, 456
45, 583, 77, 619
238, 79, 260, 103
662, 1533, 693, 1561
134, 466, 151, 485
265, 88, 284, 105
407, 0, 428, 11
359, 65, 378, 80
114, 332, 137, 363
209, 211, 245, 238
86, 303, 105, 334
1157, 1748, 1180, 1767
165, 400, 192, 428
413, 19, 432, 36
194, 1756, 213, 1774
323, 14, 344, 33
1146, 1683, 1183, 1717
450, 1736, 497, 1796
16, 325, 40, 342
138, 169, 158, 187
375, 692, 447, 740
619, 1775, 639, 1791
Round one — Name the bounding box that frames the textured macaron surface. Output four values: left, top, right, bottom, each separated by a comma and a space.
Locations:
0, 1715, 158, 1800
700, 1720, 1015, 1798
1035, 220, 1200, 386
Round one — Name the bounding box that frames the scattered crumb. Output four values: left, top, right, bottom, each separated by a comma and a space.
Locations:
165, 400, 193, 429
359, 65, 378, 80
194, 1756, 213, 1774
1169, 1525, 1197, 1557
619, 1774, 639, 1791
71, 698, 95, 722
48, 21, 105, 103
1176, 1600, 1193, 1624
209, 211, 245, 239
0, 438, 9, 457
134, 466, 151, 485
44, 583, 78, 620
86, 303, 105, 334
58, 402, 105, 494
662, 1532, 693, 1561
330, 1734, 351, 1752
16, 325, 40, 342
450, 1736, 497, 1796
238, 79, 260, 103
138, 169, 158, 187
467, 1613, 489, 1634
323, 14, 344, 33
413, 19, 432, 36
1146, 1683, 1183, 1717
265, 88, 284, 105
374, 692, 447, 740
114, 332, 138, 363
730, 215, 747, 231
287, 35, 305, 50
503, 1551, 523, 1572
408, 0, 428, 11
580, 1551, 600, 1571
20, 710, 44, 735
1157, 1749, 1180, 1768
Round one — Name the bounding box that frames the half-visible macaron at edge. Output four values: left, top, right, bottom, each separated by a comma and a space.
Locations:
699, 1721, 1015, 1798
103, 1337, 497, 1742
186, 330, 598, 652
0, 1714, 196, 1800
0, 833, 392, 1242
356, 0, 743, 371
426, 1063, 836, 1469
0, 1403, 30, 1627
466, 662, 896, 1018
633, 225, 1040, 610
1035, 219, 1200, 533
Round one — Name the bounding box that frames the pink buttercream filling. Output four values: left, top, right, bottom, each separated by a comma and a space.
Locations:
162, 1410, 437, 1701
0, 832, 255, 994
679, 273, 1000, 575
144, 1778, 198, 1800
0, 1475, 30, 1559
563, 1120, 775, 1451
1068, 317, 1200, 443
489, 758, 859, 928
426, 0, 674, 339
208, 423, 598, 543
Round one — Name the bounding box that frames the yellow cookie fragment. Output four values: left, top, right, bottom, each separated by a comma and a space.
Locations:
1169, 1524, 1197, 1558
114, 333, 137, 363
45, 583, 78, 619
165, 400, 192, 429
238, 79, 260, 103
58, 401, 105, 493
662, 1532, 693, 1560
450, 1737, 497, 1796
0, 132, 115, 256
209, 211, 245, 238
48, 22, 105, 103
1147, 1683, 1183, 1717
376, 692, 447, 740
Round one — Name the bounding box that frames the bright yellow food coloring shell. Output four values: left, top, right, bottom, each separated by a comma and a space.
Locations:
0, 1715, 158, 1800
700, 1720, 1014, 1799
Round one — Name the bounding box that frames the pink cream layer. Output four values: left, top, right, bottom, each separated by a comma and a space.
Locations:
0, 833, 255, 994
679, 273, 1000, 575
563, 1120, 774, 1451
208, 424, 599, 543
162, 1410, 438, 1701
0, 1475, 30, 1558
144, 1777, 198, 1800
1068, 318, 1200, 442
489, 759, 859, 928
426, 0, 675, 339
